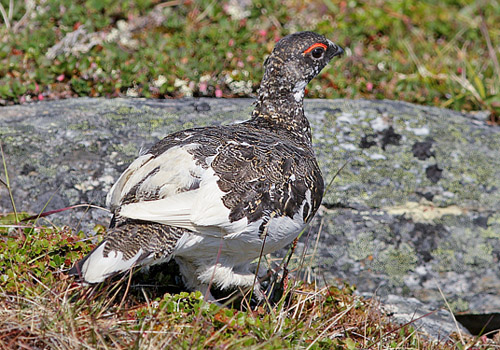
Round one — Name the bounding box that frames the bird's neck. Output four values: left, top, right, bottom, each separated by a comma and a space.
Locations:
249, 82, 312, 146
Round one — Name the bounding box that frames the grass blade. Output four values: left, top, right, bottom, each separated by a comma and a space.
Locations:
0, 142, 18, 222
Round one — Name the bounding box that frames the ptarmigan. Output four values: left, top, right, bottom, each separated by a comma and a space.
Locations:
70, 31, 344, 300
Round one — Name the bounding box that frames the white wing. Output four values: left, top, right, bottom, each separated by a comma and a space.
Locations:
108, 144, 248, 236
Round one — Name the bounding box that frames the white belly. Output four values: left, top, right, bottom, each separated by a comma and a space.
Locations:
173, 210, 306, 267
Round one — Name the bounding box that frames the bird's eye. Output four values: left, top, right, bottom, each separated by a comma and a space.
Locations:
311, 47, 324, 59
303, 43, 327, 58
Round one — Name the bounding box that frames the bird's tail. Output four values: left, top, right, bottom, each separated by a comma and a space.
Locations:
68, 220, 185, 284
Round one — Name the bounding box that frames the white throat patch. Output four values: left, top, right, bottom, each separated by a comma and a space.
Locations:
293, 80, 307, 102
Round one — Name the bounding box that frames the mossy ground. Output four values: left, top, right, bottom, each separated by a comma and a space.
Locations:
0, 0, 499, 120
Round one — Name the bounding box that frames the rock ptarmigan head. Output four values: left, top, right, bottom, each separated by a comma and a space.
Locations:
252, 31, 343, 145
261, 31, 343, 100
69, 32, 344, 303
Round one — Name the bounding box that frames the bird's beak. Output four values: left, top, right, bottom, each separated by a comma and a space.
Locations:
333, 44, 344, 57
327, 39, 344, 59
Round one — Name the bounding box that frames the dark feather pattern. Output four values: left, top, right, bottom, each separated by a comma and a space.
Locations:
146, 125, 324, 227
103, 219, 185, 260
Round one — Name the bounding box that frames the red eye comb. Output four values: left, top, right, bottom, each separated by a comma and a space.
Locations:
303, 43, 327, 54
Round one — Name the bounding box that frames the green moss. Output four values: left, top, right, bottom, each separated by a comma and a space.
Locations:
371, 243, 418, 285
68, 120, 95, 130
448, 298, 470, 313
136, 115, 178, 132
182, 121, 195, 129
114, 106, 140, 115
347, 232, 376, 261
431, 226, 496, 272
488, 213, 500, 226
463, 241, 493, 267
113, 142, 142, 158
480, 227, 500, 239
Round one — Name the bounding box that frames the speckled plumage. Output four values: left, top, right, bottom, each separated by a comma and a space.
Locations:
103, 220, 184, 260
70, 31, 343, 299
144, 125, 323, 225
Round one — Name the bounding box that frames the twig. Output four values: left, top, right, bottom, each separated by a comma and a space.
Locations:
0, 0, 35, 33
450, 73, 483, 104
324, 160, 351, 196
0, 2, 11, 30
284, 236, 298, 281
21, 203, 110, 222
156, 0, 183, 8
7, 0, 12, 22
250, 211, 276, 305
436, 282, 465, 345
12, 0, 35, 33
366, 308, 439, 348
195, 0, 216, 22
30, 184, 63, 227
309, 217, 324, 271
306, 302, 356, 350
0, 142, 18, 222
479, 11, 500, 89
74, 200, 98, 233
0, 224, 45, 229
117, 268, 134, 313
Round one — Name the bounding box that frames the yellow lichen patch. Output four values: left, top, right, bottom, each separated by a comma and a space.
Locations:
383, 199, 463, 223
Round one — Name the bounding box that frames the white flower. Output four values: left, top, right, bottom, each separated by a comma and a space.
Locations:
153, 75, 167, 88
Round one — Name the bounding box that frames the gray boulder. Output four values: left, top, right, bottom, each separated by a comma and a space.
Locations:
1, 97, 499, 336
376, 294, 469, 341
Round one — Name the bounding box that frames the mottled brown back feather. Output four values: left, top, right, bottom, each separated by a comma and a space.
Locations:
103, 219, 186, 260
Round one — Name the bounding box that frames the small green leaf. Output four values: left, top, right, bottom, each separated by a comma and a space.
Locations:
344, 338, 358, 350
